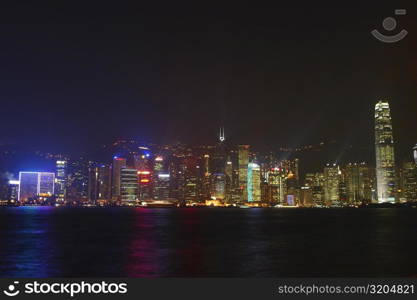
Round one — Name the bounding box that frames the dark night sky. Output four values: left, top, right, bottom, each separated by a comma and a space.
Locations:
0, 1, 416, 161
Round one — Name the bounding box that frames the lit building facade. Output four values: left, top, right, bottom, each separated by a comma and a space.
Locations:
153, 156, 170, 200
211, 173, 226, 201
323, 164, 341, 206
399, 162, 417, 202
238, 145, 250, 201
344, 163, 375, 205
247, 162, 261, 202
66, 158, 90, 203
88, 164, 112, 204
18, 172, 55, 202
267, 168, 285, 204
111, 156, 126, 201
138, 170, 151, 200
55, 160, 67, 202
120, 168, 138, 205
375, 101, 396, 203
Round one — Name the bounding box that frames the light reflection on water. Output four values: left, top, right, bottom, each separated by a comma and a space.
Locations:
0, 207, 416, 277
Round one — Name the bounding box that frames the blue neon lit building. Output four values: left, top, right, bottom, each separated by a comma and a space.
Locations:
18, 172, 55, 202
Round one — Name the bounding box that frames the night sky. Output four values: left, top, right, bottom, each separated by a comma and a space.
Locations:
0, 1, 416, 161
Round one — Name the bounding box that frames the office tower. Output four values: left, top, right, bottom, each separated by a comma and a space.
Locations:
55, 160, 67, 203
267, 167, 284, 203
300, 186, 313, 206
154, 173, 170, 199
18, 172, 55, 202
98, 165, 112, 201
375, 101, 396, 203
153, 156, 170, 200
247, 162, 261, 202
203, 154, 210, 176
344, 163, 361, 205
88, 164, 112, 204
413, 144, 417, 165
344, 163, 375, 205
357, 163, 376, 204
181, 156, 200, 203
211, 173, 226, 201
66, 157, 90, 203
112, 156, 126, 201
120, 168, 138, 205
338, 170, 348, 204
238, 145, 250, 201
285, 172, 299, 205
137, 170, 151, 200
399, 162, 417, 202
323, 164, 341, 206
305, 172, 325, 206
224, 157, 233, 202
8, 180, 19, 204
225, 157, 233, 181
184, 174, 198, 202
201, 154, 211, 200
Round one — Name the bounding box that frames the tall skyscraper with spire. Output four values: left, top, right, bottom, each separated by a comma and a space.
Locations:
374, 101, 396, 203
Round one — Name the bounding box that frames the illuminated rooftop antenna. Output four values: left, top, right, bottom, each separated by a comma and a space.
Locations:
219, 127, 225, 142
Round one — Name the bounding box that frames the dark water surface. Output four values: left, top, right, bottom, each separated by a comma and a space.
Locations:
0, 207, 416, 277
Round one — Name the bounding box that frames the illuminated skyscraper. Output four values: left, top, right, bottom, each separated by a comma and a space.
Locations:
8, 180, 19, 203
211, 173, 226, 200
180, 156, 200, 203
66, 157, 90, 203
374, 101, 396, 203
18, 172, 55, 202
238, 145, 250, 201
224, 157, 233, 202
305, 172, 325, 206
112, 156, 126, 201
225, 157, 233, 180
323, 164, 341, 206
201, 154, 209, 175
55, 160, 67, 202
267, 167, 284, 203
120, 168, 138, 205
344, 163, 361, 205
399, 162, 417, 202
88, 164, 112, 204
344, 163, 375, 205
153, 156, 170, 200
137, 170, 151, 200
247, 162, 261, 202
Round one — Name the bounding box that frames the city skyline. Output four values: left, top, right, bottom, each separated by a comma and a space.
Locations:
2, 100, 416, 207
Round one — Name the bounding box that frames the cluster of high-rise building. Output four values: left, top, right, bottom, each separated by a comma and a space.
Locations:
2, 101, 417, 207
